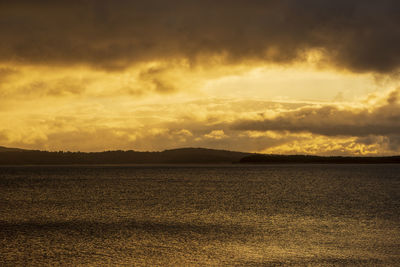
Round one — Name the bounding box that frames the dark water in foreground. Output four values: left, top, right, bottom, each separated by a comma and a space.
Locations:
0, 165, 399, 266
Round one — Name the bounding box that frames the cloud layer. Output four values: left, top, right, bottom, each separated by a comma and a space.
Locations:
232, 89, 400, 152
233, 90, 400, 136
1, 0, 400, 72
0, 90, 399, 155
1, 1, 400, 155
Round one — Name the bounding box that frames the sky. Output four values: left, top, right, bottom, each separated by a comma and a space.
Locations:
1, 0, 400, 155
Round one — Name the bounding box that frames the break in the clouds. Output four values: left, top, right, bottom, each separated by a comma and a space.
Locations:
1, 0, 400, 73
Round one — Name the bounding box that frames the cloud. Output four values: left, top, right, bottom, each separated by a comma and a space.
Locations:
204, 130, 228, 140
0, 76, 88, 99
1, 1, 400, 73
0, 98, 309, 152
0, 60, 227, 98
138, 65, 178, 93
356, 135, 400, 152
232, 88, 400, 137
0, 67, 17, 81
0, 130, 9, 143
1, 95, 400, 155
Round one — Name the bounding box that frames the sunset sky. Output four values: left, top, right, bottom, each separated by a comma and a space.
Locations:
1, 0, 400, 155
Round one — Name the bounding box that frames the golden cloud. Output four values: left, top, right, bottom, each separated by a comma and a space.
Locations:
0, 92, 399, 155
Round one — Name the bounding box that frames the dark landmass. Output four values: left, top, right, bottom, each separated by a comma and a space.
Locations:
0, 146, 399, 165
0, 146, 29, 152
0, 147, 250, 165
239, 154, 400, 164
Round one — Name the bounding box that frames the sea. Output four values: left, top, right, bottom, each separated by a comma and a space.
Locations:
0, 164, 399, 266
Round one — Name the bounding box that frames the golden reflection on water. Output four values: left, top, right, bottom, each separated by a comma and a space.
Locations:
0, 165, 399, 266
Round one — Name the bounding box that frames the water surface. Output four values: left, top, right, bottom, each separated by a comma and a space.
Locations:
0, 165, 399, 266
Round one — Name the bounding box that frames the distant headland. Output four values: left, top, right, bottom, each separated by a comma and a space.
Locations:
0, 146, 399, 165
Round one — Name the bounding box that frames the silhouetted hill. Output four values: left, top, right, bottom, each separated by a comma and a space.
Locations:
160, 148, 250, 163
239, 154, 400, 164
0, 147, 250, 165
0, 146, 29, 152
0, 146, 399, 165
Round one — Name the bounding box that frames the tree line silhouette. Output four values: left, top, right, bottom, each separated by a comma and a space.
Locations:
239, 154, 400, 164
0, 148, 249, 165
0, 148, 399, 165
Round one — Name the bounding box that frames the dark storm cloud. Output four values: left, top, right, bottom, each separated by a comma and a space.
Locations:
1, 0, 400, 72
232, 89, 400, 137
